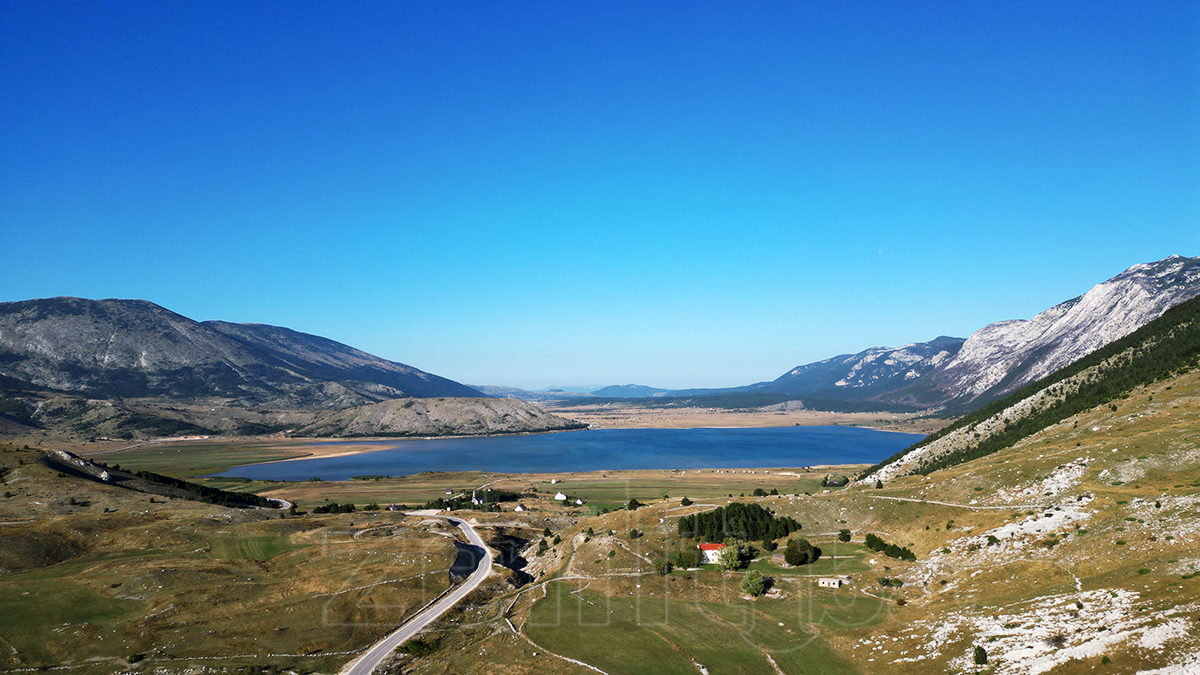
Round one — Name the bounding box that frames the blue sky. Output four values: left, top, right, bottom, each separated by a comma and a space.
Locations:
2, 2, 1197, 389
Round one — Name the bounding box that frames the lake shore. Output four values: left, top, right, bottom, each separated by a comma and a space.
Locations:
543, 403, 948, 435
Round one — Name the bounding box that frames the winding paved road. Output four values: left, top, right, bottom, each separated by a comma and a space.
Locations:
341, 516, 493, 675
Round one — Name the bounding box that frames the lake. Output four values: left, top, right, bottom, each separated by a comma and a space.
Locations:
211, 426, 922, 481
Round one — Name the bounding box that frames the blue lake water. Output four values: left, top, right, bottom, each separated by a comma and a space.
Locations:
212, 426, 922, 481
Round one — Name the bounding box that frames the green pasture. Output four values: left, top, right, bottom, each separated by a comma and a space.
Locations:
528, 581, 864, 675
0, 580, 144, 663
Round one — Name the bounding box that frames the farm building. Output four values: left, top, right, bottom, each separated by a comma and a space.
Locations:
699, 543, 726, 565
554, 492, 567, 500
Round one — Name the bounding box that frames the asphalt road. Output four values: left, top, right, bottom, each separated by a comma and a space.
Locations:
342, 516, 493, 675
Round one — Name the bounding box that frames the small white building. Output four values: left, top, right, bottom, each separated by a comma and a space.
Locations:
514, 504, 528, 512
818, 578, 843, 588
574, 498, 584, 505
554, 492, 567, 501
699, 543, 725, 565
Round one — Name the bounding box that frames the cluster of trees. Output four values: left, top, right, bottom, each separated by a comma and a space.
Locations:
751, 488, 779, 496
783, 537, 821, 566
422, 488, 522, 512
863, 293, 1200, 478
126, 467, 272, 508
864, 533, 917, 561
312, 501, 356, 514
677, 502, 802, 542
821, 474, 849, 488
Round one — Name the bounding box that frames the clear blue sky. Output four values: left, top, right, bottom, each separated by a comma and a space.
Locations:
2, 2, 1197, 389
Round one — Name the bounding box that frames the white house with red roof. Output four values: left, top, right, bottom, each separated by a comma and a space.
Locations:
698, 543, 725, 565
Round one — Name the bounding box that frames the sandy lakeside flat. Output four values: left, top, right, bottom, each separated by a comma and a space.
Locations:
544, 403, 948, 435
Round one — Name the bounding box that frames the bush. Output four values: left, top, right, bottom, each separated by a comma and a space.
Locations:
676, 549, 703, 568
740, 570, 766, 596
838, 528, 851, 543
680, 496, 692, 506
402, 638, 440, 656
653, 558, 673, 575
627, 498, 643, 510
974, 645, 987, 665
784, 537, 821, 566
762, 539, 778, 552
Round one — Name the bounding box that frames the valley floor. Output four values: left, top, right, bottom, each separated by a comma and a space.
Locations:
2, 367, 1198, 675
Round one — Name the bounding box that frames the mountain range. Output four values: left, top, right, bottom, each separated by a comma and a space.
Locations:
0, 297, 482, 409
559, 255, 1200, 414
2, 255, 1198, 437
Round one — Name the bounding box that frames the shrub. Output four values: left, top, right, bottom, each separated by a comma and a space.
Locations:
762, 539, 777, 552
680, 496, 692, 506
838, 529, 851, 543
402, 638, 439, 656
653, 558, 673, 575
740, 569, 766, 596
627, 498, 643, 510
784, 537, 821, 566
974, 645, 987, 665
676, 549, 703, 568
